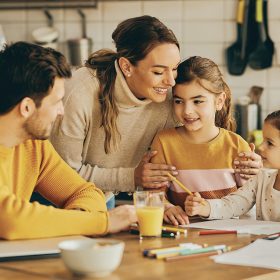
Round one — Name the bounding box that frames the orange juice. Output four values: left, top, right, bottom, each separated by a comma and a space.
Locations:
136, 206, 164, 237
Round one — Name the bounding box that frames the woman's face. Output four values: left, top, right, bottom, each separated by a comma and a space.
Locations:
125, 43, 180, 102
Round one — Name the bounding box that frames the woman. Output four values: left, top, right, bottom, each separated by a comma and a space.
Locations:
51, 16, 261, 200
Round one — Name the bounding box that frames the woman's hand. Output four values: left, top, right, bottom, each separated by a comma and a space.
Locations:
185, 193, 210, 218
134, 150, 178, 188
234, 143, 263, 179
164, 205, 189, 226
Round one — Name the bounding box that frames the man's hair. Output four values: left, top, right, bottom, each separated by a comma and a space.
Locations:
0, 41, 72, 115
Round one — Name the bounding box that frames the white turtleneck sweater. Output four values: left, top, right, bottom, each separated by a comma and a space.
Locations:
50, 62, 175, 192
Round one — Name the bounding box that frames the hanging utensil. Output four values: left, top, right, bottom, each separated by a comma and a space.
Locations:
226, 0, 258, 75
248, 0, 274, 69
67, 9, 93, 66
31, 9, 59, 49
226, 0, 250, 75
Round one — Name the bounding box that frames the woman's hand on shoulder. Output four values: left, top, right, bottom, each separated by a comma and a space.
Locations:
134, 150, 178, 188
234, 143, 263, 179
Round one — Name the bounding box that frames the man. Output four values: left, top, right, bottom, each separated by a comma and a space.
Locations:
0, 42, 136, 240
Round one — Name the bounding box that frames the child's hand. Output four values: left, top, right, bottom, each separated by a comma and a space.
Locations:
164, 205, 189, 226
185, 193, 210, 218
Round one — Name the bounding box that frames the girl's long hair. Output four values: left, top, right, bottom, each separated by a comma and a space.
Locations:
86, 15, 179, 153
175, 56, 236, 131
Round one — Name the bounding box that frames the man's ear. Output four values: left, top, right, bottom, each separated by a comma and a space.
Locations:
216, 92, 226, 111
19, 97, 36, 118
118, 57, 133, 78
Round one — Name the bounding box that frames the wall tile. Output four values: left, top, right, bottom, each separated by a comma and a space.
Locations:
182, 21, 224, 43
225, 68, 267, 88
224, 21, 237, 44
27, 9, 64, 23
103, 21, 118, 44
1, 23, 27, 42
103, 2, 141, 21
269, 21, 280, 43
143, 1, 183, 21
224, 0, 237, 21
64, 5, 103, 22
183, 0, 224, 20
163, 21, 182, 42
0, 10, 26, 22
269, 0, 280, 20
182, 43, 225, 65
267, 89, 280, 112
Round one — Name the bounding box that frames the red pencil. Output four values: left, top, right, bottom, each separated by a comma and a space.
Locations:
198, 230, 237, 236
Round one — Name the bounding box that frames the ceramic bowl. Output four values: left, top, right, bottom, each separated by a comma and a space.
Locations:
58, 238, 125, 277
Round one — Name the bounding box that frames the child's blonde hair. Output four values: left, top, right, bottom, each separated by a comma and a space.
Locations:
175, 56, 236, 131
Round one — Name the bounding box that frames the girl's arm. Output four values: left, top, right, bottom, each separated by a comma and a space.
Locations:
186, 175, 258, 219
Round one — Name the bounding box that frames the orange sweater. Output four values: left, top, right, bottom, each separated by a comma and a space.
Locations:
151, 128, 251, 209
0, 140, 108, 240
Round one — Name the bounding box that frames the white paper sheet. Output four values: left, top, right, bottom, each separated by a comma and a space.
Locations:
187, 219, 280, 235
0, 235, 88, 259
212, 238, 280, 270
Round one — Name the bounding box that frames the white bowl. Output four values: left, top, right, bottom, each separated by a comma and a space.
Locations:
58, 239, 124, 277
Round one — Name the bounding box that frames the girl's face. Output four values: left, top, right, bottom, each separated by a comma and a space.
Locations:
173, 81, 225, 133
124, 43, 180, 103
258, 122, 280, 169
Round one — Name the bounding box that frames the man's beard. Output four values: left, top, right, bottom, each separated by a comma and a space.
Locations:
22, 114, 51, 140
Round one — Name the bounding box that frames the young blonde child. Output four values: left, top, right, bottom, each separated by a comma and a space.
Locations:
186, 110, 280, 221
150, 56, 261, 226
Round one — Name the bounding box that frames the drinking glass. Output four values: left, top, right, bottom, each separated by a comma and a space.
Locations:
133, 191, 164, 238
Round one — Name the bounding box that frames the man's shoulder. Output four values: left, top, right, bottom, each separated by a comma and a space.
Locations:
18, 139, 52, 152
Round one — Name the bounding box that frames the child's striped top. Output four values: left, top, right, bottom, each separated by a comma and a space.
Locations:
151, 127, 251, 209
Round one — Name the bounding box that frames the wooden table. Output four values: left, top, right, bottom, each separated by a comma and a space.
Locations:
0, 228, 275, 280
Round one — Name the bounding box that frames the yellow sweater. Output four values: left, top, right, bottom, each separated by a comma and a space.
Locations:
151, 128, 251, 209
0, 140, 108, 240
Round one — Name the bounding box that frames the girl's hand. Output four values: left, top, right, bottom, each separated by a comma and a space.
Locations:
185, 193, 210, 218
164, 205, 189, 226
234, 143, 263, 179
134, 150, 178, 188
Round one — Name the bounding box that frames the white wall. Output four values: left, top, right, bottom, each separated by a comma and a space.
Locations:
0, 0, 279, 119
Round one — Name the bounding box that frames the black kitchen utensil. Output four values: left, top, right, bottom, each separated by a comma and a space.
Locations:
248, 0, 274, 69
226, 0, 247, 75
226, 0, 258, 75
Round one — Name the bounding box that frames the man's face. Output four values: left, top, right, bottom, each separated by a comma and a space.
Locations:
23, 77, 65, 140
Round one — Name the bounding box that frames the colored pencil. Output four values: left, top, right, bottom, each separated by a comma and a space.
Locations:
198, 230, 237, 236
167, 173, 206, 206
162, 226, 187, 234
165, 249, 223, 262
129, 229, 176, 239
167, 173, 192, 195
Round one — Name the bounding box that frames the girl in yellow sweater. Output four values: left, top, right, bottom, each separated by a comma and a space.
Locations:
150, 56, 261, 226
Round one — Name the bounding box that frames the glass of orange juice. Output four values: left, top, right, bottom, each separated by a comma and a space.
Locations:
134, 191, 164, 238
